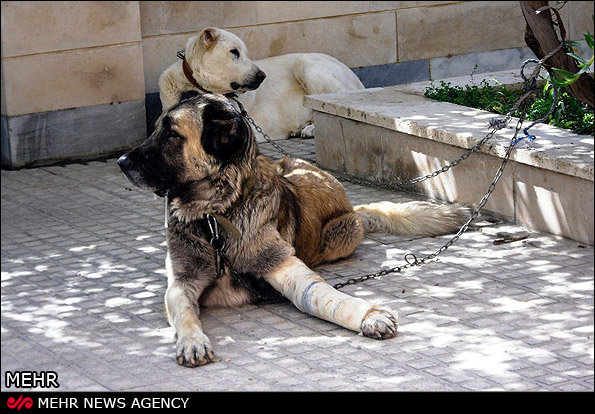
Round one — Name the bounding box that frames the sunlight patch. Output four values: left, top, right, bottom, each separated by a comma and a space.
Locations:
105, 297, 133, 307
490, 297, 534, 312
138, 245, 161, 253
69, 244, 98, 252
1, 270, 34, 281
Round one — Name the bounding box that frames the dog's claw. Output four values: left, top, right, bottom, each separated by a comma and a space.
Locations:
361, 306, 398, 340
176, 331, 218, 367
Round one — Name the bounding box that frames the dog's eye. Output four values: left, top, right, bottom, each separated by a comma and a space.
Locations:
230, 49, 240, 58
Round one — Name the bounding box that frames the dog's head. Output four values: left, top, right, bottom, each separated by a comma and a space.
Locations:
118, 92, 255, 208
185, 27, 266, 94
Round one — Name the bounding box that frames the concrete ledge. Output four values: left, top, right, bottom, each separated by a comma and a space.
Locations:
305, 72, 593, 182
304, 71, 594, 244
1, 100, 147, 169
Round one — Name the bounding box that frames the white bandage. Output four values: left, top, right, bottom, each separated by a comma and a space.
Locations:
263, 256, 375, 332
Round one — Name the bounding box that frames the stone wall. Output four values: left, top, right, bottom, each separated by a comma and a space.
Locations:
1, 1, 146, 168
2, 1, 593, 167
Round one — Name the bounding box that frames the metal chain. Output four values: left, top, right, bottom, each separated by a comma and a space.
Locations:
230, 93, 531, 291
331, 38, 571, 288
332, 126, 501, 191
174, 35, 562, 292
331, 108, 528, 290
231, 95, 507, 190
227, 47, 560, 290
229, 96, 292, 158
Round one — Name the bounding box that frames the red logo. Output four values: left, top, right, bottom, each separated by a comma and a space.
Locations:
7, 396, 33, 411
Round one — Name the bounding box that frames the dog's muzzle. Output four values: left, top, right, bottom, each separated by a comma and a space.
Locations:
117, 153, 167, 198
231, 70, 267, 91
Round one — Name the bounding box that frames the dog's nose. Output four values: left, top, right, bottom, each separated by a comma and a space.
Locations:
117, 154, 132, 171
256, 70, 266, 84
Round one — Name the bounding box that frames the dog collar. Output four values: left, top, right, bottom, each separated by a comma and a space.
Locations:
169, 212, 240, 279
182, 57, 212, 94
177, 51, 241, 99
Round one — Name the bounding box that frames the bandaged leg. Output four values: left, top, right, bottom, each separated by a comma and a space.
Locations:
263, 256, 398, 339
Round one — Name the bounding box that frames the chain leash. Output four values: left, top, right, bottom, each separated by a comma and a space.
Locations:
229, 96, 292, 158
331, 126, 500, 190
231, 95, 506, 190
226, 48, 559, 290
229, 90, 531, 291
331, 108, 529, 290
171, 30, 563, 291
328, 33, 567, 289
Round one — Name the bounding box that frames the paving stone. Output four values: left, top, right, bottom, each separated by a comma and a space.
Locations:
1, 139, 593, 391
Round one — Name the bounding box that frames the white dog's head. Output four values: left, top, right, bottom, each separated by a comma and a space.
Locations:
184, 27, 266, 95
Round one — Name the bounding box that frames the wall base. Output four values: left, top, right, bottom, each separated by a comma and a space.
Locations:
1, 101, 146, 169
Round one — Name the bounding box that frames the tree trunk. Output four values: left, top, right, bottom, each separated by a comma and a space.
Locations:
520, 1, 594, 107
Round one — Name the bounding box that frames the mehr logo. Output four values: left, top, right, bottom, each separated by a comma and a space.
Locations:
6, 396, 33, 411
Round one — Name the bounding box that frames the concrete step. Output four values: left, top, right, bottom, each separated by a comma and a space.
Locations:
304, 70, 594, 245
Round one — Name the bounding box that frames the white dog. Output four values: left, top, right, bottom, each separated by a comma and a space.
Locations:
159, 27, 364, 140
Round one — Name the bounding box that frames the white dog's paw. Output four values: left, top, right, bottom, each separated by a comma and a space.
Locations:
361, 306, 398, 340
176, 330, 219, 367
300, 124, 315, 138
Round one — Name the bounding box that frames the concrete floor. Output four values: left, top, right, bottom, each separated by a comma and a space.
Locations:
1, 138, 593, 391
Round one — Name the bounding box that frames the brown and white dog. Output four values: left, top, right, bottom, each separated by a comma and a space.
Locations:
118, 92, 468, 367
158, 27, 364, 140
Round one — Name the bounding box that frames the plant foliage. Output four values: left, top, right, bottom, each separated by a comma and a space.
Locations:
424, 78, 593, 135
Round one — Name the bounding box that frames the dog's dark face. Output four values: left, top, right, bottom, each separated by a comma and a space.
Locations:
118, 93, 252, 200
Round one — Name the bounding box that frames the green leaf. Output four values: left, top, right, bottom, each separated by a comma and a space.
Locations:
551, 68, 577, 79
567, 52, 587, 65
551, 68, 582, 86
566, 40, 580, 48
575, 62, 592, 77
585, 32, 594, 50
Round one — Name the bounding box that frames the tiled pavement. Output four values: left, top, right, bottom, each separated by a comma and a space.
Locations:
1, 138, 593, 391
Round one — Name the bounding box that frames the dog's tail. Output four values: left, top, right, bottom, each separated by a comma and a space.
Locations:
354, 201, 469, 237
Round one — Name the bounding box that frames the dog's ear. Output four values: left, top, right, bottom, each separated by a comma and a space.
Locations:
201, 103, 248, 165
200, 27, 220, 50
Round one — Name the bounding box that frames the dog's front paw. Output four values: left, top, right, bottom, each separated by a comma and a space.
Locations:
176, 330, 219, 367
300, 124, 315, 138
361, 306, 398, 340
